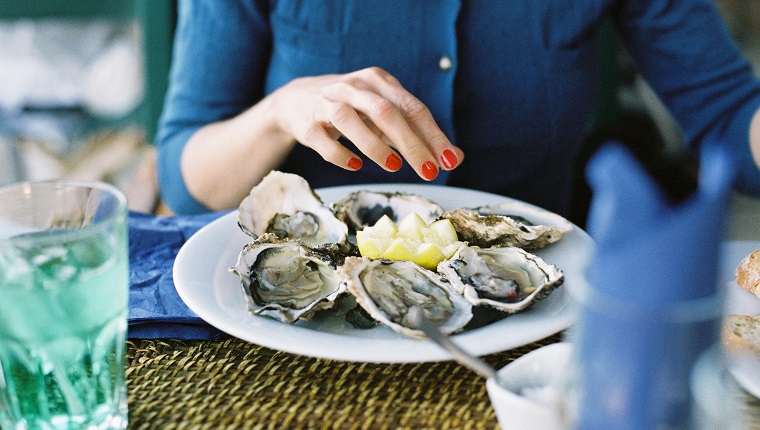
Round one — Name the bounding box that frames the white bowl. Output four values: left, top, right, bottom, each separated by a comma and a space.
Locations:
486, 342, 572, 430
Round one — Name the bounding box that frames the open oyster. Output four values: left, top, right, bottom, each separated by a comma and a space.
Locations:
230, 234, 346, 323
442, 202, 572, 249
338, 256, 472, 338
437, 245, 563, 313
238, 171, 348, 247
331, 190, 444, 232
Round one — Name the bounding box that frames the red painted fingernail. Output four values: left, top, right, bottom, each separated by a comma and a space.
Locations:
440, 149, 458, 169
385, 153, 402, 171
347, 157, 363, 170
421, 161, 438, 180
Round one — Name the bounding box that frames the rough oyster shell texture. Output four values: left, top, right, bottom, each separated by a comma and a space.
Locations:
437, 245, 564, 313
442, 203, 572, 249
238, 170, 348, 247
230, 234, 346, 323
232, 171, 571, 339
338, 256, 473, 338
331, 190, 444, 232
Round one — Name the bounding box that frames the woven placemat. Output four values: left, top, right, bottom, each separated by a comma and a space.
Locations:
126, 334, 760, 430
126, 334, 562, 430
744, 394, 760, 430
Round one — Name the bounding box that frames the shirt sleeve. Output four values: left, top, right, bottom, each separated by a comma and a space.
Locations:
613, 0, 760, 194
155, 0, 272, 214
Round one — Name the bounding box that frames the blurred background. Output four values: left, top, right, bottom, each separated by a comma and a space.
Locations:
0, 0, 758, 235
0, 0, 174, 214
705, 0, 760, 240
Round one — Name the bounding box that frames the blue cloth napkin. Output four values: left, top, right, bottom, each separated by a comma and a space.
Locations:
128, 210, 229, 340
584, 142, 735, 302
572, 142, 735, 429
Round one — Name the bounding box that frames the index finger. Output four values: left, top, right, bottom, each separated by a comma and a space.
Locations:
324, 81, 439, 180
354, 68, 462, 171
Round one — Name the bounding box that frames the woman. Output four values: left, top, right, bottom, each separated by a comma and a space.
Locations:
156, 1, 760, 216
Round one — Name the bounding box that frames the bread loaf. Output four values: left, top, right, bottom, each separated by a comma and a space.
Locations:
734, 250, 760, 299
723, 314, 760, 354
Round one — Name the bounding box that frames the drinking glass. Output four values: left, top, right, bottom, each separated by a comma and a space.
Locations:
0, 180, 128, 430
557, 282, 743, 430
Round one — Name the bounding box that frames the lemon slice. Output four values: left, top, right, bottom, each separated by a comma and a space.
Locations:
356, 212, 463, 269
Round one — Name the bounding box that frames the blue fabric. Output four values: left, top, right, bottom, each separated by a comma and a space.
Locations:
156, 0, 760, 216
573, 142, 735, 428
585, 142, 735, 301
128, 210, 228, 339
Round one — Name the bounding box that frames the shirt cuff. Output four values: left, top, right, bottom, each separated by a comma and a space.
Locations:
156, 128, 211, 215
724, 97, 760, 195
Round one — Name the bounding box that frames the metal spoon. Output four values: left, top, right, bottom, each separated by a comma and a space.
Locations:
408, 307, 508, 387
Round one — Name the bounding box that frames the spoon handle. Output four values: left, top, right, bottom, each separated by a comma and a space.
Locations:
408, 307, 497, 380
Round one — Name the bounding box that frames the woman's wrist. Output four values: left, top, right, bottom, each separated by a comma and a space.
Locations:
180, 93, 301, 210
241, 91, 297, 149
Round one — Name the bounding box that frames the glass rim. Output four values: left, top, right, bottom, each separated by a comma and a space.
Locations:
567, 279, 724, 323
0, 179, 128, 228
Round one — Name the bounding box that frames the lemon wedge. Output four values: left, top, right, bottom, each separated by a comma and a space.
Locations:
356, 212, 462, 269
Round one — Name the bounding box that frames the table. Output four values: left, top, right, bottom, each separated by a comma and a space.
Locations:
125, 333, 759, 429
125, 334, 560, 429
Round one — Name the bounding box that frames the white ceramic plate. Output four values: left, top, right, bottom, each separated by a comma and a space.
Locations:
174, 184, 594, 363
719, 241, 760, 398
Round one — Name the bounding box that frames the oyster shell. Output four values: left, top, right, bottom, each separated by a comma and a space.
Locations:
338, 256, 473, 338
437, 245, 563, 313
230, 234, 346, 323
441, 202, 572, 249
238, 171, 348, 247
331, 190, 444, 232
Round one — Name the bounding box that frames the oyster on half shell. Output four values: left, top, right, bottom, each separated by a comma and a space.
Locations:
331, 190, 444, 232
238, 170, 348, 247
437, 245, 564, 313
230, 234, 347, 323
442, 202, 572, 249
338, 256, 473, 338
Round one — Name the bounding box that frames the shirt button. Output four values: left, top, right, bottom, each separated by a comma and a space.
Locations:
438, 56, 453, 72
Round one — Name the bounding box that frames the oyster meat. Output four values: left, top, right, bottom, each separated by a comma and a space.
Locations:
331, 190, 444, 232
437, 245, 563, 313
230, 234, 346, 323
231, 172, 571, 334
238, 170, 348, 247
338, 256, 472, 338
442, 202, 572, 249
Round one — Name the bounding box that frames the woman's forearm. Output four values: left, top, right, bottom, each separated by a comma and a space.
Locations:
180, 95, 297, 211
178, 68, 464, 212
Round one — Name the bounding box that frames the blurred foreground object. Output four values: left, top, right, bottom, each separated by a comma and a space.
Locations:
566, 142, 739, 429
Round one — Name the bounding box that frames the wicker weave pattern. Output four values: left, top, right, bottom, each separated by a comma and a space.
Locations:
125, 335, 760, 429
744, 394, 760, 429
126, 335, 565, 429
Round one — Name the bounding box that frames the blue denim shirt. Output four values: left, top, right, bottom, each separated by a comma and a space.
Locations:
157, 0, 760, 215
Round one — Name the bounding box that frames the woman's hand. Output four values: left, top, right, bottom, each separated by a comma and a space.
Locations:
270, 67, 464, 180
180, 67, 464, 211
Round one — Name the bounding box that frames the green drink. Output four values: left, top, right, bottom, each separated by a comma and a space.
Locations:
0, 181, 128, 430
